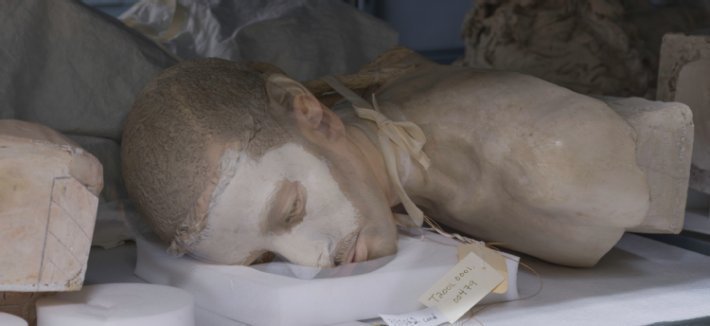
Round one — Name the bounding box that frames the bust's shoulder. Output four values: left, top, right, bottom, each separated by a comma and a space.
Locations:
380, 65, 586, 109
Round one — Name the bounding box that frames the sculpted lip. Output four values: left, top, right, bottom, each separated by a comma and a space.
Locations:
342, 233, 369, 265
353, 234, 368, 263
334, 231, 360, 265
344, 236, 357, 264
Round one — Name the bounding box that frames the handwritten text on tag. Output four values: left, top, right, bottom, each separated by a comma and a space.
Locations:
380, 306, 446, 326
457, 243, 508, 293
419, 252, 503, 323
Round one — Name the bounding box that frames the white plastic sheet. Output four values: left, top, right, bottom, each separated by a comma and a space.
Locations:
120, 0, 398, 81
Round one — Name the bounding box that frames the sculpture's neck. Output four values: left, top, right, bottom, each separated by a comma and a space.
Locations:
321, 75, 431, 226
341, 111, 429, 219
344, 119, 398, 205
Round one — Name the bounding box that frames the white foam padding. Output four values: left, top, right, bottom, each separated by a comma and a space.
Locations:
135, 232, 519, 326
36, 283, 194, 326
0, 312, 28, 326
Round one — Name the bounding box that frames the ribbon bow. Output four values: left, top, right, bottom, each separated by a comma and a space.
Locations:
321, 76, 430, 226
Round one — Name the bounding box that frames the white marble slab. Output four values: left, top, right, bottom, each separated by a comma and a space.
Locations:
471, 234, 710, 326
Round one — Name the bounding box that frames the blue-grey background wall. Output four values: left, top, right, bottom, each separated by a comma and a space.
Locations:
368, 0, 472, 63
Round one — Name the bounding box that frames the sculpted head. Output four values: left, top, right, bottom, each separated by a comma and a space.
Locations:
122, 59, 397, 267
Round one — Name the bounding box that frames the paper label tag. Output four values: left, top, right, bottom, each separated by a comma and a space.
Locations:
457, 243, 508, 293
380, 306, 447, 326
419, 252, 504, 323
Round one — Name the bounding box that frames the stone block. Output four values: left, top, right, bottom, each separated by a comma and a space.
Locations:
0, 120, 102, 291
657, 33, 710, 193
603, 97, 693, 233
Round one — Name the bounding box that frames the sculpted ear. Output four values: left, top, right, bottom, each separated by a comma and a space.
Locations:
266, 73, 344, 141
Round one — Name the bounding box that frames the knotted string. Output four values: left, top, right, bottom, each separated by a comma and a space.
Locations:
321, 76, 430, 226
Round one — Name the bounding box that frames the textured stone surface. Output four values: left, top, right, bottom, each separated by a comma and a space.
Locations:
603, 97, 693, 233
462, 1, 710, 98
0, 120, 102, 292
461, 0, 654, 97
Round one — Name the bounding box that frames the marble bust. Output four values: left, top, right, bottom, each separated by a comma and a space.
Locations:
122, 49, 691, 267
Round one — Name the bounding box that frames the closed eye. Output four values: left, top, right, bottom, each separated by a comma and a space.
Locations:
284, 189, 306, 226
263, 179, 307, 235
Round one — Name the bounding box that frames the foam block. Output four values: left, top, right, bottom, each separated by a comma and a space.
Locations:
36, 283, 194, 326
0, 312, 28, 326
135, 231, 519, 326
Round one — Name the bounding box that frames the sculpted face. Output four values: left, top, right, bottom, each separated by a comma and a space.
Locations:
123, 61, 397, 267
185, 75, 398, 267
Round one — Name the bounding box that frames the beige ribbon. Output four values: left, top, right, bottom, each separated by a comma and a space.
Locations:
321, 76, 430, 226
